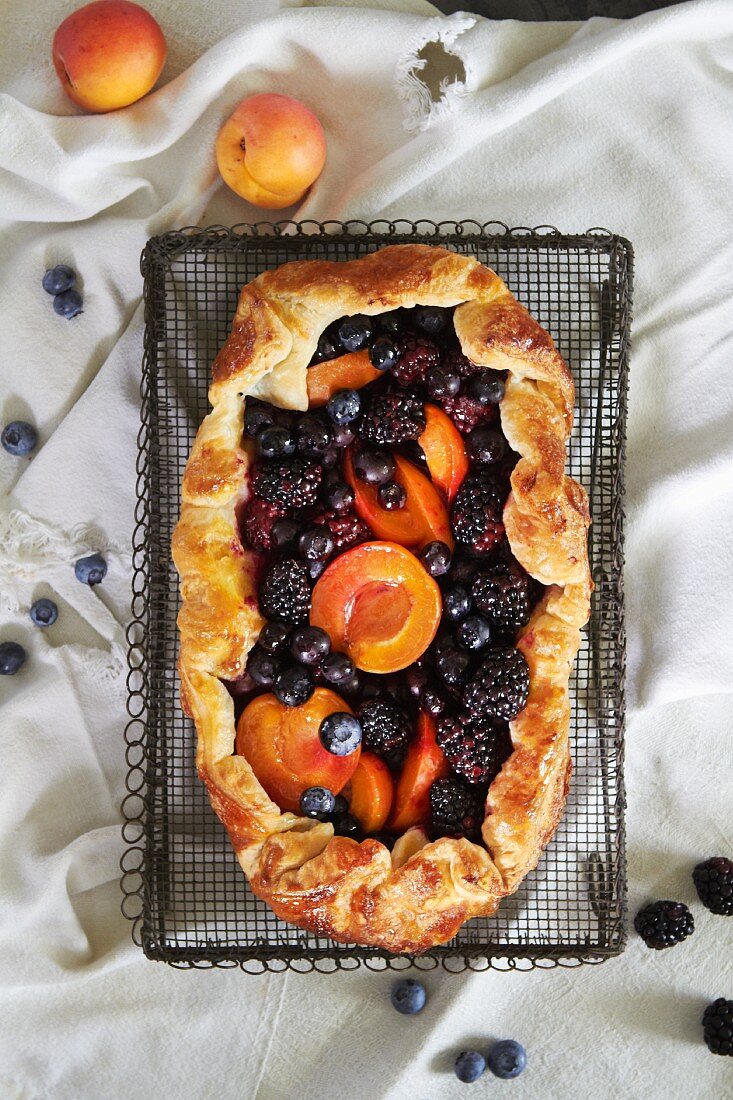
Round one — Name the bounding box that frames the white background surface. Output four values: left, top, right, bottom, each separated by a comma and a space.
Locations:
1, 2, 732, 1098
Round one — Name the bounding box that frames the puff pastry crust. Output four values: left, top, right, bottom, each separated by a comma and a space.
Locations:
172, 244, 591, 954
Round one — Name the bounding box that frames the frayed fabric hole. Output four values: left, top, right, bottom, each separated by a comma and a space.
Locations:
395, 14, 476, 134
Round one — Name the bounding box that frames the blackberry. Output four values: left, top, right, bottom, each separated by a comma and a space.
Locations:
451, 473, 506, 556
240, 496, 284, 553
439, 392, 497, 435
437, 714, 512, 785
358, 390, 425, 446
693, 857, 733, 916
429, 777, 485, 840
391, 333, 441, 387
252, 458, 322, 510
442, 343, 480, 380
462, 647, 530, 721
702, 999, 733, 1056
634, 900, 694, 949
259, 559, 311, 624
358, 698, 411, 766
310, 508, 370, 552
472, 563, 531, 637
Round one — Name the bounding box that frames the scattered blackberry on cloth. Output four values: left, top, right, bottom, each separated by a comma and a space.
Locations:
693, 857, 733, 915
702, 999, 733, 1056
430, 777, 485, 840
462, 647, 530, 722
259, 559, 311, 624
451, 473, 506, 556
357, 390, 425, 446
309, 508, 370, 552
240, 497, 284, 553
252, 457, 322, 509
437, 713, 513, 785
472, 562, 531, 637
358, 697, 411, 766
633, 900, 694, 949
390, 332, 441, 387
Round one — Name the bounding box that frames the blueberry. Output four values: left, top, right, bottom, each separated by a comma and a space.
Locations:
319, 712, 362, 755
333, 812, 362, 838
258, 620, 291, 654
338, 672, 361, 698
436, 646, 471, 688
332, 424, 355, 449
297, 414, 333, 457
369, 336, 400, 371
299, 527, 334, 563
406, 663, 428, 698
320, 448, 340, 469
324, 478, 354, 513
325, 797, 345, 821
426, 367, 460, 399
420, 686, 446, 716
257, 425, 296, 459
74, 553, 107, 586
244, 400, 276, 438
312, 333, 338, 363
299, 786, 336, 818
0, 641, 26, 676
53, 289, 83, 319
390, 978, 427, 1015
414, 306, 448, 335
454, 1051, 486, 1084
443, 585, 472, 621
246, 645, 281, 687
378, 481, 406, 510
352, 447, 395, 485
2, 421, 38, 456
321, 651, 355, 686
377, 310, 404, 335
456, 615, 492, 651
307, 560, 327, 582
337, 314, 374, 352
469, 372, 505, 405
274, 665, 315, 707
487, 1039, 526, 1079
290, 625, 331, 665
42, 264, 76, 295
271, 518, 301, 552
29, 598, 58, 628
419, 540, 452, 577
467, 427, 505, 465
326, 389, 361, 425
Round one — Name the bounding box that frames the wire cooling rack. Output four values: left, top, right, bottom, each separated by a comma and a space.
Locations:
122, 220, 632, 972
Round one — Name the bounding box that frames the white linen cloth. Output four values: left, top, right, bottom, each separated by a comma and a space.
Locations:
1, 1, 732, 1097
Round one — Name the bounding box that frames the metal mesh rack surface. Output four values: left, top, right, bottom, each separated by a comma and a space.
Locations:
122, 220, 632, 973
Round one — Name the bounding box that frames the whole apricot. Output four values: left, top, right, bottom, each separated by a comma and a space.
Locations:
52, 1, 167, 113
216, 93, 327, 209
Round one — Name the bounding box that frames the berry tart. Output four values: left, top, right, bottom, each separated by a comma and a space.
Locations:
173, 244, 591, 953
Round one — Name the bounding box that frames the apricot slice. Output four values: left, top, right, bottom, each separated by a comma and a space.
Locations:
418, 404, 469, 502
344, 450, 454, 551
347, 752, 394, 833
307, 350, 382, 407
235, 687, 360, 812
310, 541, 441, 674
388, 712, 450, 833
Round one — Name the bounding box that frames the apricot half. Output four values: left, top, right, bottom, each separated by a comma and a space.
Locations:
388, 712, 450, 833
235, 687, 360, 812
344, 450, 454, 551
418, 404, 469, 502
347, 752, 394, 833
310, 541, 441, 674
307, 350, 382, 407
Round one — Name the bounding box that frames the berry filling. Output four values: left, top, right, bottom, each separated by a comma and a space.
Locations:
226, 305, 544, 844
